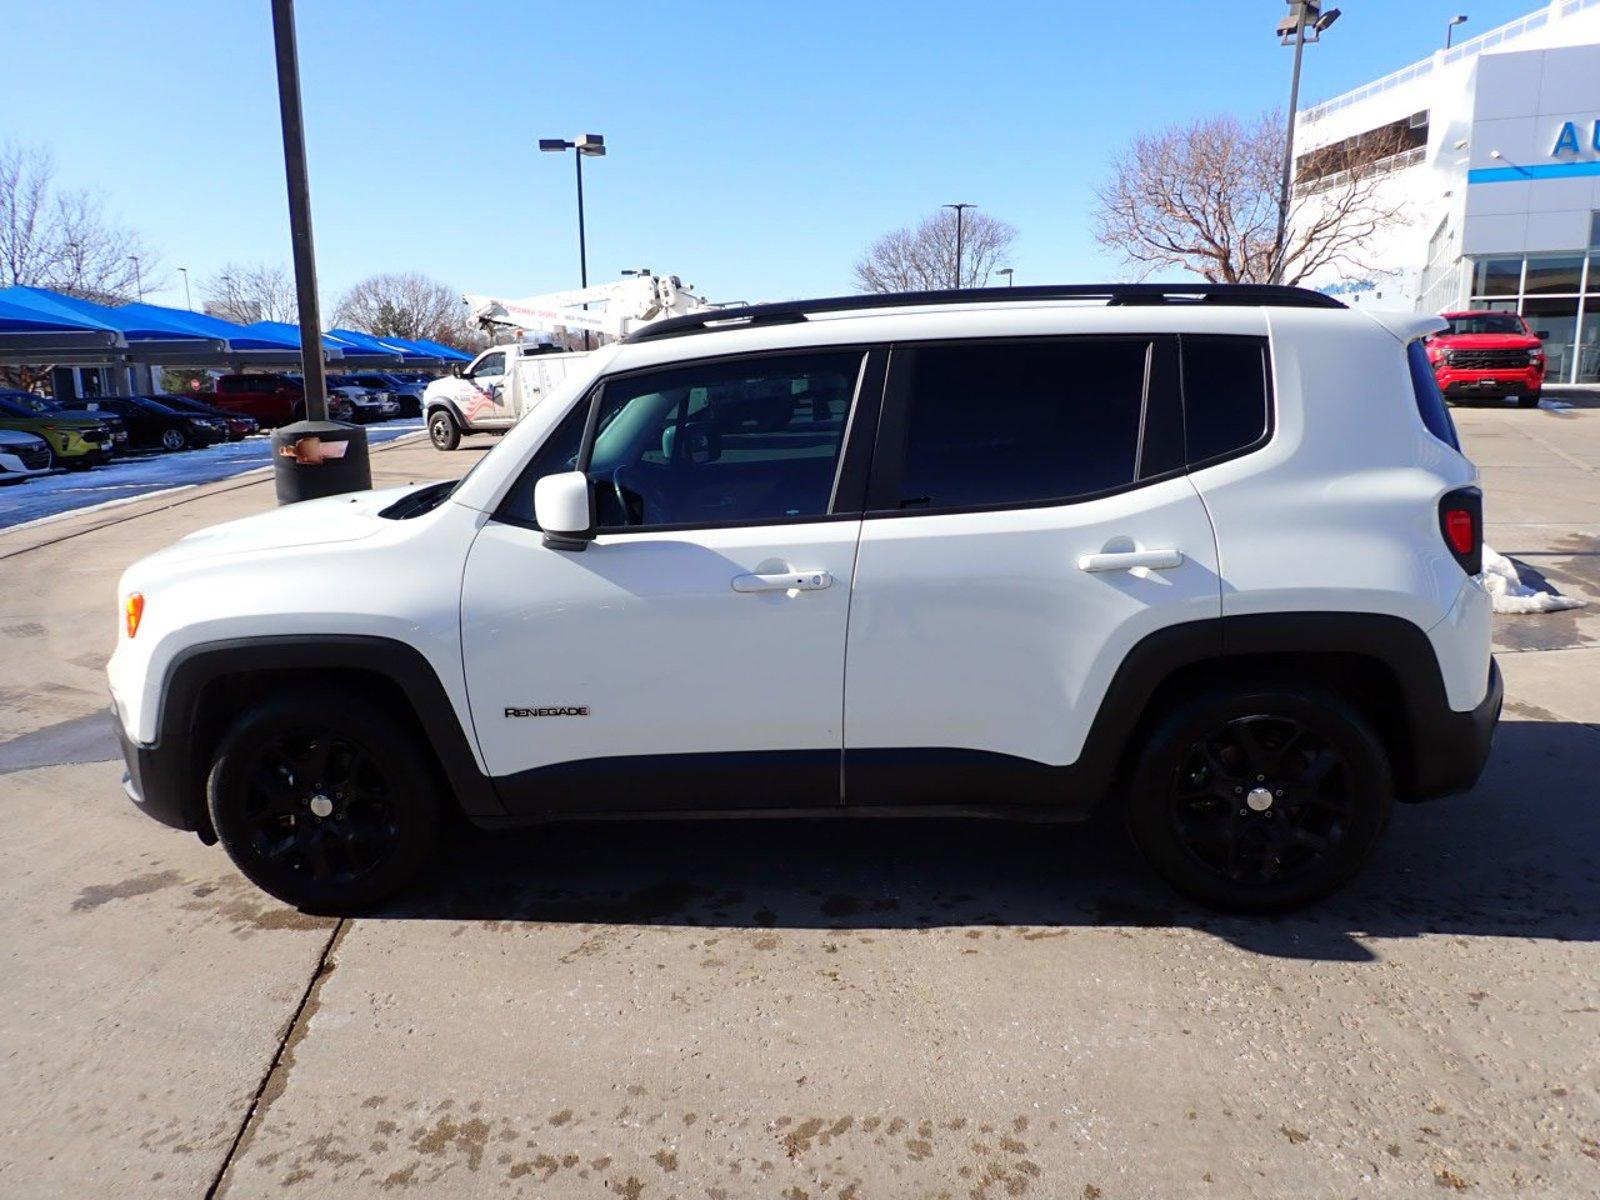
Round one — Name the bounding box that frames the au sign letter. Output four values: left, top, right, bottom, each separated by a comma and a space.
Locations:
1551, 121, 1581, 156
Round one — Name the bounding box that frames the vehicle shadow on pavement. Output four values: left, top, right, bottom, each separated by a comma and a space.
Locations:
387, 720, 1600, 962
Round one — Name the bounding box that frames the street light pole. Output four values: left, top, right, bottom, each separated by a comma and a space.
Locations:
1446, 14, 1467, 48
178, 266, 192, 310
943, 203, 975, 289
1271, 2, 1340, 285
128, 255, 144, 301
541, 134, 606, 349
997, 267, 1015, 288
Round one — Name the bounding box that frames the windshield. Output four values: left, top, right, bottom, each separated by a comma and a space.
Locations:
1445, 314, 1527, 336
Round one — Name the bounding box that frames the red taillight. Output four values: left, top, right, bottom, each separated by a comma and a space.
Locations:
1438, 489, 1483, 576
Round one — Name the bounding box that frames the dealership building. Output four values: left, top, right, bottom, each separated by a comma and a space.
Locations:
1293, 0, 1600, 383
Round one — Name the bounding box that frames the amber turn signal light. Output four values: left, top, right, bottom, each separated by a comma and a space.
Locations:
125, 592, 144, 639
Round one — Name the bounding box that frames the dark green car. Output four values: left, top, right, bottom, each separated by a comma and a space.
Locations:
0, 391, 117, 468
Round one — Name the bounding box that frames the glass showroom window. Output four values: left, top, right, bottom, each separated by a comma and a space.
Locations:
1469, 252, 1598, 383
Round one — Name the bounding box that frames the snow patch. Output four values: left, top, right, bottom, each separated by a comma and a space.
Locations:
1477, 546, 1587, 614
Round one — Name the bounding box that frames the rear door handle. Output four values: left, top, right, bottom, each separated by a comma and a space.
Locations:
732, 570, 834, 593
1077, 548, 1184, 573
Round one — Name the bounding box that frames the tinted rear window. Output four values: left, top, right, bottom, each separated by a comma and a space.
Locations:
1180, 336, 1270, 465
891, 340, 1150, 510
1407, 339, 1460, 450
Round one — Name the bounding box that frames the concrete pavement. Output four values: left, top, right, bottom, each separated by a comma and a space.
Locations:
0, 418, 1596, 1198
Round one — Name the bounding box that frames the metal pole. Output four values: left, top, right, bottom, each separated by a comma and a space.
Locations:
129, 255, 144, 301
954, 209, 965, 289
1271, 21, 1308, 285
270, 0, 329, 422
179, 267, 192, 310
575, 150, 591, 350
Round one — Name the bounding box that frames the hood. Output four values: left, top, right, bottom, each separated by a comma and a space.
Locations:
142, 483, 426, 567
0, 428, 46, 447
1430, 332, 1540, 350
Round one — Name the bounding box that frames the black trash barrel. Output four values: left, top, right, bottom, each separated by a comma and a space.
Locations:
271, 420, 372, 504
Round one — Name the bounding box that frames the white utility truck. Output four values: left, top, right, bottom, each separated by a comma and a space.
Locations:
423, 273, 709, 450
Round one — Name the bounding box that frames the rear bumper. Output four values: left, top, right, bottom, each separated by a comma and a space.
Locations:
1405, 659, 1503, 802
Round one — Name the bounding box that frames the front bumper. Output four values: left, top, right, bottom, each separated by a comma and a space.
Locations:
1405, 659, 1503, 801
115, 709, 212, 841
1437, 367, 1543, 397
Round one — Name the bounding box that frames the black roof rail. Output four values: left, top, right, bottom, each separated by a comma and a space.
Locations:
624, 283, 1345, 343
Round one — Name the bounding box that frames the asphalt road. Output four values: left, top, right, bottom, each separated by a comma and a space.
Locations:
0, 414, 1595, 1199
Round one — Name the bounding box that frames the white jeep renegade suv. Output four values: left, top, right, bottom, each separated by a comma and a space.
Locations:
108, 284, 1501, 913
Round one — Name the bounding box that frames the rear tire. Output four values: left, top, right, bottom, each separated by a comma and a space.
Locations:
1517, 391, 1542, 409
429, 409, 462, 450
1125, 683, 1392, 913
206, 688, 441, 912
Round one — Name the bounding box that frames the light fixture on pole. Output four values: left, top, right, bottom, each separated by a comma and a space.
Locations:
1446, 14, 1467, 48
127, 255, 144, 301
177, 266, 192, 310
1270, 1, 1340, 285
943, 203, 976, 289
540, 133, 607, 348
997, 267, 1014, 288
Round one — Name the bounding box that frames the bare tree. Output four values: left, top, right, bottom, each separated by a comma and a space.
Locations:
0, 141, 153, 301
853, 209, 1018, 293
1093, 111, 1412, 286
199, 262, 298, 324
332, 272, 479, 350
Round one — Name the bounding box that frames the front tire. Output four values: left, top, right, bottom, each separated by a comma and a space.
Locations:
206, 689, 441, 911
160, 427, 189, 451
1125, 684, 1392, 913
429, 409, 462, 450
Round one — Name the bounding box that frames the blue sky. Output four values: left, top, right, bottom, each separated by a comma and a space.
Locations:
2, 0, 1544, 310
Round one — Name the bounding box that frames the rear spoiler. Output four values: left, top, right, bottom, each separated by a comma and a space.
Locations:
1359, 309, 1448, 344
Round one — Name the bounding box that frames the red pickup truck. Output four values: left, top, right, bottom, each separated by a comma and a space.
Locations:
193, 374, 352, 427
1425, 311, 1547, 408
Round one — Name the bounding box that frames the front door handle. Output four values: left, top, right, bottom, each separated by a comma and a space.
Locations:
1077, 548, 1184, 573
732, 570, 833, 593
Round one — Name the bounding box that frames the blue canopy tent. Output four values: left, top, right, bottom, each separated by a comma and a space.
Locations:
322, 328, 407, 367
403, 337, 473, 362
0, 286, 125, 360
329, 328, 437, 366
3, 287, 227, 361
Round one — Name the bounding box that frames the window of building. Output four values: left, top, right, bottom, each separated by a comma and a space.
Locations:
1471, 257, 1522, 296
1295, 110, 1428, 186
888, 340, 1150, 511
1590, 210, 1600, 250
1524, 256, 1584, 294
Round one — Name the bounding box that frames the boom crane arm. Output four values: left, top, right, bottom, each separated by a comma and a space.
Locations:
465, 273, 709, 339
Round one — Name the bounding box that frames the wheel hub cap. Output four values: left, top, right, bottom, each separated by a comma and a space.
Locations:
308, 794, 334, 818
1245, 786, 1274, 812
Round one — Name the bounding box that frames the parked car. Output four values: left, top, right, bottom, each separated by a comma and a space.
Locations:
110, 284, 1499, 915
193, 374, 354, 427
323, 375, 402, 423
0, 390, 130, 454
0, 428, 54, 481
80, 395, 228, 452
0, 392, 117, 468
354, 372, 426, 417
154, 393, 259, 441
1425, 310, 1547, 407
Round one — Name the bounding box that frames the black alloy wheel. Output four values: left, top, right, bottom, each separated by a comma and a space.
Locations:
207, 690, 439, 910
1127, 685, 1392, 912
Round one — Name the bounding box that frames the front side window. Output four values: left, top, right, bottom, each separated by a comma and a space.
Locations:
472, 353, 506, 379
886, 340, 1150, 511
583, 352, 863, 530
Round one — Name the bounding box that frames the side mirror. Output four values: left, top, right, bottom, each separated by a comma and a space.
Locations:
1536, 330, 1550, 340
534, 470, 594, 551
452, 364, 464, 377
